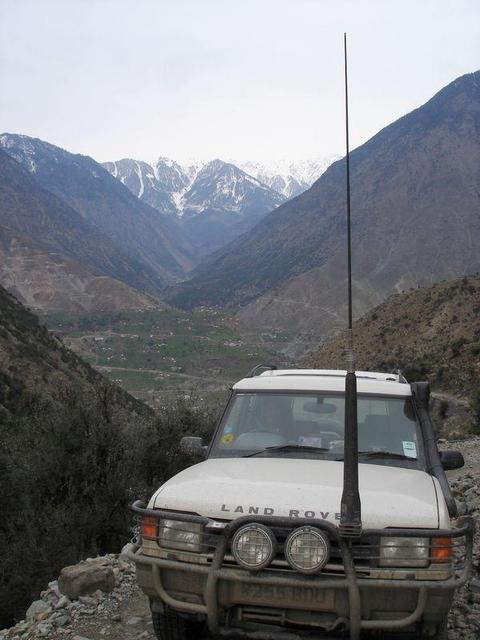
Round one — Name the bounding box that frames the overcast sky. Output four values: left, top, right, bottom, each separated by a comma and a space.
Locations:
1, 0, 479, 165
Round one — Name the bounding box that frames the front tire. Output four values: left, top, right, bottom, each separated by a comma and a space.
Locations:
435, 618, 448, 640
419, 616, 448, 639
151, 608, 204, 640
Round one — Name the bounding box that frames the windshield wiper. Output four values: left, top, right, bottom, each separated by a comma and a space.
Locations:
357, 450, 416, 461
243, 444, 331, 458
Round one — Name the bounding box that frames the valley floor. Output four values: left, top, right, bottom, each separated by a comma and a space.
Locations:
45, 308, 288, 408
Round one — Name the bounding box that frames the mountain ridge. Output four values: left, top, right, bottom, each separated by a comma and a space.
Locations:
0, 134, 195, 288
103, 156, 286, 255
0, 150, 164, 312
167, 70, 480, 351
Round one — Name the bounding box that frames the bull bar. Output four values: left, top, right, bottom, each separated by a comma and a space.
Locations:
125, 500, 474, 640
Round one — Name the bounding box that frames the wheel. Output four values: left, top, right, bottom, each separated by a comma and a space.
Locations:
435, 618, 448, 640
151, 607, 204, 640
418, 616, 448, 639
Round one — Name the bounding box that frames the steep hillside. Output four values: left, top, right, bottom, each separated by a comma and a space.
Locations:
0, 285, 148, 416
0, 150, 164, 312
0, 285, 156, 626
104, 157, 284, 255
307, 275, 480, 405
168, 71, 480, 329
0, 134, 195, 286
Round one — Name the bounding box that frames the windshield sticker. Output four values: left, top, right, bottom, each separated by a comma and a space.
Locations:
221, 425, 235, 445
299, 436, 323, 448
402, 441, 417, 458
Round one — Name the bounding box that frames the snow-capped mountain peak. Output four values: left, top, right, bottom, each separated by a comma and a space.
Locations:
235, 156, 340, 198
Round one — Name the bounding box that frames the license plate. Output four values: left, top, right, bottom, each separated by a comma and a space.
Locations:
233, 582, 335, 609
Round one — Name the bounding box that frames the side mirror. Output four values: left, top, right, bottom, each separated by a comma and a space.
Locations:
180, 436, 207, 458
439, 450, 464, 471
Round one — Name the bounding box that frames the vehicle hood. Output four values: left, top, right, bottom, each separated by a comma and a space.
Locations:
151, 458, 440, 529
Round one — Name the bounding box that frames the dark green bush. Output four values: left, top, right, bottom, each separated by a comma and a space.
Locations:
450, 337, 467, 357
0, 387, 220, 627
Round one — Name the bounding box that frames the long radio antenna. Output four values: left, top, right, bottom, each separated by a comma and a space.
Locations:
344, 32, 354, 370
339, 32, 362, 539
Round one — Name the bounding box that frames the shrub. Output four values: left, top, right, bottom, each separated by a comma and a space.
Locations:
470, 342, 480, 357
402, 361, 432, 382
0, 387, 220, 627
450, 337, 467, 357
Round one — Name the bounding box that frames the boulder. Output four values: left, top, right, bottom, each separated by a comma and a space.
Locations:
25, 599, 51, 621
58, 559, 115, 599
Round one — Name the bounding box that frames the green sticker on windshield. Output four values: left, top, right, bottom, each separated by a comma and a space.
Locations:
402, 441, 417, 458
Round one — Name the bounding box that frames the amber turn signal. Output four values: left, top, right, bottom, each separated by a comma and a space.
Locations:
142, 516, 158, 540
431, 537, 453, 562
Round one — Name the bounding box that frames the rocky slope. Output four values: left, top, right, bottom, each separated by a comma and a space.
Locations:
307, 275, 480, 434
0, 134, 195, 290
168, 71, 480, 337
2, 435, 479, 640
307, 275, 480, 393
0, 284, 147, 416
0, 150, 163, 313
104, 157, 285, 256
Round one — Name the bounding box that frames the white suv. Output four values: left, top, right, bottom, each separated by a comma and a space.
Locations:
126, 368, 473, 639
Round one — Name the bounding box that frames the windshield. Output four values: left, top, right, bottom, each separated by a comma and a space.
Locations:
210, 392, 422, 467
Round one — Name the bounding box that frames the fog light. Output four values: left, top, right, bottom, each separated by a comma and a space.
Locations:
285, 526, 330, 574
231, 524, 276, 570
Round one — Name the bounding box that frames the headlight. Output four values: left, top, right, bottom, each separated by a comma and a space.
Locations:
232, 524, 276, 570
285, 526, 330, 574
157, 519, 203, 553
379, 537, 429, 568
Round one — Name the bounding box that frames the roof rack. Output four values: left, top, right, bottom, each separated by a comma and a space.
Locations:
246, 364, 278, 378
391, 369, 408, 383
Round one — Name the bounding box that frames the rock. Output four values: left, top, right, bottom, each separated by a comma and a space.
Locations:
52, 613, 70, 627
25, 599, 51, 621
58, 560, 115, 599
55, 594, 71, 609
48, 580, 62, 598
36, 623, 53, 637
470, 577, 480, 594
126, 616, 143, 625
457, 500, 469, 516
